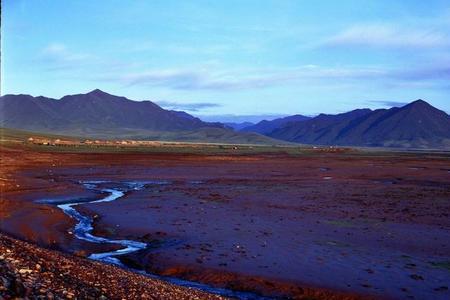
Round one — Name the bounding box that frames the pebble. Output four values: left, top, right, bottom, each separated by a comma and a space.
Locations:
0, 233, 225, 299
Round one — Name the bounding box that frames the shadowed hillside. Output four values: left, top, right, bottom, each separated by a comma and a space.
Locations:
0, 90, 278, 145
269, 100, 450, 149
240, 115, 311, 135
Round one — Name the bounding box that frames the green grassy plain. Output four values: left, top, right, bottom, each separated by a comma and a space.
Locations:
1, 127, 449, 159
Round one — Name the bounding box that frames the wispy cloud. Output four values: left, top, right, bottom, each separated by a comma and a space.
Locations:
325, 24, 450, 49
117, 69, 289, 91
113, 64, 407, 91
393, 64, 450, 81
155, 100, 221, 112
39, 43, 93, 70
103, 61, 450, 93
38, 43, 127, 72
369, 100, 409, 107
38, 44, 450, 94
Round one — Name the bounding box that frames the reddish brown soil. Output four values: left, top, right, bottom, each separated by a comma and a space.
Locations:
1, 144, 449, 299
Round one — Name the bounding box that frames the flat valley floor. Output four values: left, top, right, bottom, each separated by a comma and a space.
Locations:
1, 145, 449, 299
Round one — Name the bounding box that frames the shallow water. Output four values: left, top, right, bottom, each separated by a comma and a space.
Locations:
39, 179, 450, 300
52, 180, 271, 300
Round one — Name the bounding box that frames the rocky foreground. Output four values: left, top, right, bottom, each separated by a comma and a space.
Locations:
0, 233, 226, 300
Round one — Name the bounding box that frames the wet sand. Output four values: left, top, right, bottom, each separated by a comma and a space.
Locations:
1, 145, 449, 299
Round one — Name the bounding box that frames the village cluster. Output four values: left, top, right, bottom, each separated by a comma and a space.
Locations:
26, 137, 163, 147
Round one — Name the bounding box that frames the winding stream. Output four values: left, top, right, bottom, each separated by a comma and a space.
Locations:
57, 181, 151, 265
49, 180, 270, 300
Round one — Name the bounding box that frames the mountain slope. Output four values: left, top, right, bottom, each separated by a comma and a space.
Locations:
0, 89, 215, 132
270, 100, 450, 149
224, 122, 255, 131
270, 109, 372, 144
0, 90, 278, 144
240, 114, 311, 135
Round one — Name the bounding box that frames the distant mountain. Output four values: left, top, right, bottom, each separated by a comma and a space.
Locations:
0, 89, 220, 131
240, 115, 311, 135
0, 90, 278, 144
2, 92, 448, 148
270, 100, 450, 149
224, 122, 255, 131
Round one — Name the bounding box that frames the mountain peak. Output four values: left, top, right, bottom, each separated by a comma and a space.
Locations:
1, 91, 227, 136
408, 99, 430, 107
400, 99, 440, 114
87, 89, 111, 97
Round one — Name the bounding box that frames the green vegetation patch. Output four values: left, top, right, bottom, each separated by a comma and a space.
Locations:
430, 261, 450, 271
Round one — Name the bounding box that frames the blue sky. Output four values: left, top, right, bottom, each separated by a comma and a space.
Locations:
3, 0, 450, 122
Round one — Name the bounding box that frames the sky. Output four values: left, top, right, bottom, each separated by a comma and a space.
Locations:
2, 0, 450, 122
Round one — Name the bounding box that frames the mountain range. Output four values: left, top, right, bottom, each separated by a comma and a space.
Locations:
0, 89, 276, 144
224, 122, 255, 131
1, 90, 449, 149
240, 115, 311, 135
267, 100, 450, 149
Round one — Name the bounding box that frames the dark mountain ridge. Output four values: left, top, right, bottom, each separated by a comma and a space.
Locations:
224, 122, 255, 131
0, 90, 276, 144
240, 114, 311, 135
1, 91, 448, 148
269, 100, 450, 149
0, 89, 214, 131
